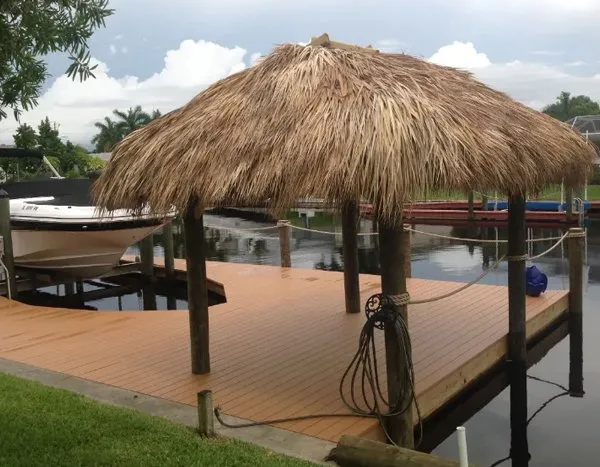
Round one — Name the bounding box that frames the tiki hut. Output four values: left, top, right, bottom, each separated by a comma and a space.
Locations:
92, 34, 596, 453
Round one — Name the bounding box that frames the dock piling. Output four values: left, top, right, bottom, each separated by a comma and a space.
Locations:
197, 390, 216, 437
163, 220, 175, 280
378, 220, 414, 448
507, 193, 530, 466
277, 220, 292, 268
467, 191, 474, 221
139, 234, 155, 280
342, 201, 360, 314
183, 205, 210, 374
0, 190, 16, 299
402, 224, 412, 278
568, 227, 585, 397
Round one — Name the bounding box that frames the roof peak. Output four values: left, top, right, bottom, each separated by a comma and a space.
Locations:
307, 33, 379, 54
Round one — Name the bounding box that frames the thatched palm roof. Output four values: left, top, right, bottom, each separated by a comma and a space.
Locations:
92, 34, 596, 225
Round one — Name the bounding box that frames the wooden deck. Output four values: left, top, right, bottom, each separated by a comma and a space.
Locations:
0, 259, 568, 443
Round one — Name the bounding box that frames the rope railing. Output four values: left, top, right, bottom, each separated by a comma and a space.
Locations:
388, 230, 578, 305
403, 226, 564, 244
203, 223, 280, 233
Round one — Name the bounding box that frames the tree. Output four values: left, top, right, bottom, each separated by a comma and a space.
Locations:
113, 105, 152, 137
13, 123, 37, 149
0, 1, 113, 120
91, 117, 123, 152
151, 109, 162, 120
37, 117, 64, 159
542, 91, 600, 122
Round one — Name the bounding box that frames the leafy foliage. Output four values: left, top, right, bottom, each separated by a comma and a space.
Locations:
7, 116, 107, 181
91, 106, 161, 152
542, 92, 600, 122
0, 0, 114, 120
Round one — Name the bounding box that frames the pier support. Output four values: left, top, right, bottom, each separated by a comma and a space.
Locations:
402, 224, 411, 278
163, 220, 175, 281
378, 220, 414, 448
183, 205, 210, 374
467, 191, 474, 221
278, 220, 292, 268
139, 234, 154, 279
342, 201, 360, 314
507, 193, 530, 466
0, 190, 16, 299
568, 227, 584, 397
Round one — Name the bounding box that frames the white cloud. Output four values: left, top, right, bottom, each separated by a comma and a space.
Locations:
376, 39, 408, 53
109, 44, 117, 55
249, 52, 262, 66
2, 38, 600, 148
429, 41, 491, 69
0, 39, 250, 145
427, 41, 600, 110
121, 46, 129, 54
565, 61, 585, 67
114, 34, 124, 41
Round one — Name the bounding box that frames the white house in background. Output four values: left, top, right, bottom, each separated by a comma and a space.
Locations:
567, 115, 600, 165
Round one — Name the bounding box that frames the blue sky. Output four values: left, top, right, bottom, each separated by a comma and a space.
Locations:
2, 0, 600, 146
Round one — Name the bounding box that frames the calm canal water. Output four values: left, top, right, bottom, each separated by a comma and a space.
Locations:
54, 212, 600, 466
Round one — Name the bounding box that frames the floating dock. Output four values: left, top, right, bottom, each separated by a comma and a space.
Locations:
0, 258, 570, 450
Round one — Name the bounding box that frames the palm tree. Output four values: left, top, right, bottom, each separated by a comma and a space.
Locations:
113, 105, 152, 137
151, 109, 162, 120
91, 117, 123, 152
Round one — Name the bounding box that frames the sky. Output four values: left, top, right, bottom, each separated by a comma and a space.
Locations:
1, 0, 600, 147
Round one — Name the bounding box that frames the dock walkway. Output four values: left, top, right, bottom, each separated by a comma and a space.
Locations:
0, 258, 568, 444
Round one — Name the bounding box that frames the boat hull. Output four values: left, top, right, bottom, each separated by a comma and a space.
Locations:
11, 222, 163, 279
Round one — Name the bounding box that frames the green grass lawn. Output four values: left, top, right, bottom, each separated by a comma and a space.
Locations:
0, 373, 316, 467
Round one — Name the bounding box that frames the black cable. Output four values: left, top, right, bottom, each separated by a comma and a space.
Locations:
213, 293, 423, 448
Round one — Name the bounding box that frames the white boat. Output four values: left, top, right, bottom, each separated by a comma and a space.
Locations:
0, 147, 175, 279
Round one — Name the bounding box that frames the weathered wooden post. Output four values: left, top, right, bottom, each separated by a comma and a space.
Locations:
568, 227, 585, 397
507, 193, 530, 466
402, 224, 411, 278
565, 187, 573, 222
139, 234, 154, 279
342, 201, 360, 314
277, 220, 292, 268
378, 219, 413, 448
0, 190, 16, 299
467, 190, 474, 221
183, 203, 210, 374
197, 390, 215, 437
163, 220, 175, 280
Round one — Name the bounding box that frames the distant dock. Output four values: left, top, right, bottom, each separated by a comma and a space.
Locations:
0, 257, 572, 450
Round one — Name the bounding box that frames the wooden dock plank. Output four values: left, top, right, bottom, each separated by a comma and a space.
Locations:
0, 259, 568, 443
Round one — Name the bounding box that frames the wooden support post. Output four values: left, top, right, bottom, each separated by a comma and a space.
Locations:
568, 227, 585, 397
507, 193, 530, 466
0, 190, 16, 299
565, 187, 573, 221
139, 234, 154, 279
76, 280, 84, 297
342, 201, 360, 314
183, 205, 210, 374
197, 390, 215, 437
378, 220, 413, 448
467, 191, 474, 221
278, 220, 292, 268
64, 282, 75, 295
163, 220, 175, 280
402, 224, 411, 278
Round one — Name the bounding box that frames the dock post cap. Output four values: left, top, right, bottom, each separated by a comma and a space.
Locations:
307, 33, 379, 53
277, 219, 291, 226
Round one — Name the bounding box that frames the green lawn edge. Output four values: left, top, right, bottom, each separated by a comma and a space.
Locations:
0, 372, 317, 467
